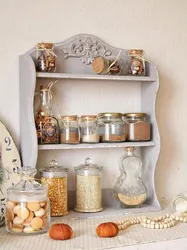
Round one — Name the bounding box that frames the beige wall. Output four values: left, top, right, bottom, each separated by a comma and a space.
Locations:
0, 0, 187, 202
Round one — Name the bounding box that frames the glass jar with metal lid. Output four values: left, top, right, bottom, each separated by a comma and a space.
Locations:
5, 167, 50, 235
80, 115, 99, 143
74, 158, 103, 213
98, 112, 126, 142
128, 49, 145, 76
123, 113, 151, 141
40, 160, 69, 217
60, 115, 80, 144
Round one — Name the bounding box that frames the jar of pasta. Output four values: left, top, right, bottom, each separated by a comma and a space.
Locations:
80, 115, 99, 143
128, 49, 145, 76
98, 113, 126, 142
74, 158, 103, 213
40, 160, 69, 217
60, 115, 80, 144
5, 167, 50, 235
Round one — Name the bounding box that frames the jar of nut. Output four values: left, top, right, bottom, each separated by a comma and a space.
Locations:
36, 42, 56, 72
128, 49, 145, 76
5, 167, 50, 235
74, 158, 103, 213
40, 160, 69, 217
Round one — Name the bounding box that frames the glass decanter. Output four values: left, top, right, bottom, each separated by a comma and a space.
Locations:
114, 147, 147, 208
5, 167, 50, 235
35, 87, 59, 144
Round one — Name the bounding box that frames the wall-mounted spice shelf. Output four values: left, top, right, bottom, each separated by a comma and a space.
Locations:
19, 34, 160, 213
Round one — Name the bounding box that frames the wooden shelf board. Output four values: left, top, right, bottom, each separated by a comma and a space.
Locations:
36, 72, 156, 82
38, 141, 155, 150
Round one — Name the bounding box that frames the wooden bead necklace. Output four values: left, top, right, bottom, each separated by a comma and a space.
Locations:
116, 213, 187, 230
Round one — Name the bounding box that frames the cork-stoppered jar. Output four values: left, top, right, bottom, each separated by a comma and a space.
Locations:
128, 49, 145, 76
5, 167, 50, 235
74, 158, 103, 213
40, 160, 69, 217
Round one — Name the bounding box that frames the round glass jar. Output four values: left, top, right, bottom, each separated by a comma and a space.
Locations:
5, 167, 50, 235
74, 158, 103, 213
128, 49, 145, 76
40, 160, 69, 217
60, 115, 80, 144
98, 113, 126, 142
172, 193, 187, 214
36, 42, 56, 72
123, 113, 151, 141
80, 115, 99, 143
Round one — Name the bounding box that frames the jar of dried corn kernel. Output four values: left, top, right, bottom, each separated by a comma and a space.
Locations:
40, 160, 69, 217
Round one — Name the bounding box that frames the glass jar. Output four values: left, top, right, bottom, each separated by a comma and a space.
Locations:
60, 115, 80, 144
123, 113, 151, 141
40, 160, 69, 217
36, 43, 56, 72
98, 113, 126, 142
113, 147, 147, 208
74, 158, 103, 212
35, 88, 59, 144
92, 56, 122, 75
172, 193, 187, 214
5, 167, 50, 235
80, 115, 99, 143
128, 49, 145, 76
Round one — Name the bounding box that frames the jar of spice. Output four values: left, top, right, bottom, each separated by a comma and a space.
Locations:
5, 167, 50, 235
74, 158, 103, 213
128, 49, 145, 76
123, 113, 151, 141
60, 115, 80, 144
40, 160, 69, 217
80, 115, 99, 143
98, 113, 126, 142
36, 43, 56, 72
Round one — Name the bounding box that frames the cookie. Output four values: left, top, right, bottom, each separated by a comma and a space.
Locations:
23, 226, 35, 233
13, 216, 24, 225
34, 208, 45, 217
6, 208, 14, 222
11, 226, 23, 233
13, 205, 21, 215
6, 201, 17, 209
27, 202, 40, 211
17, 207, 29, 220
31, 217, 43, 230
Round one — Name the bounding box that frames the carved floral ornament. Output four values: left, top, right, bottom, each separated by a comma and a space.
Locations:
62, 37, 112, 65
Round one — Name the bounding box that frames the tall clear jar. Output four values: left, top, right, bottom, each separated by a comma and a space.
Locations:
123, 113, 151, 141
74, 158, 103, 212
35, 87, 59, 144
128, 49, 145, 76
113, 147, 147, 208
60, 115, 80, 144
98, 113, 126, 142
5, 167, 50, 235
40, 160, 69, 217
36, 43, 56, 72
80, 115, 99, 143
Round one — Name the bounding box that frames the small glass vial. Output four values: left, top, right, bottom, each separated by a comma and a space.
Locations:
172, 193, 187, 214
113, 147, 147, 208
123, 113, 151, 141
74, 158, 103, 212
36, 42, 56, 72
60, 115, 80, 144
5, 167, 50, 235
98, 113, 126, 142
128, 49, 145, 76
40, 160, 69, 217
80, 115, 99, 143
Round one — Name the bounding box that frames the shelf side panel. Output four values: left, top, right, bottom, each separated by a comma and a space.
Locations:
19, 55, 38, 168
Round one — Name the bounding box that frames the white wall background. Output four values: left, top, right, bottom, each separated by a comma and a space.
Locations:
0, 0, 187, 202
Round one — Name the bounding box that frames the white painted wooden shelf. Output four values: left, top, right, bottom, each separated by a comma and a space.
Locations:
38, 141, 155, 150
36, 72, 156, 82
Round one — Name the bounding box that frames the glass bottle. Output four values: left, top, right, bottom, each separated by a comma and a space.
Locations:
98, 113, 126, 142
128, 49, 145, 76
113, 147, 147, 208
80, 115, 99, 143
35, 88, 59, 144
74, 158, 103, 213
40, 160, 69, 217
5, 167, 50, 235
36, 43, 56, 72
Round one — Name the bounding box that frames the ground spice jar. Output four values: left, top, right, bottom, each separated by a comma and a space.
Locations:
123, 113, 151, 141
74, 158, 103, 213
80, 115, 99, 143
36, 43, 56, 72
5, 167, 50, 235
98, 113, 126, 142
128, 49, 145, 76
40, 160, 69, 217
